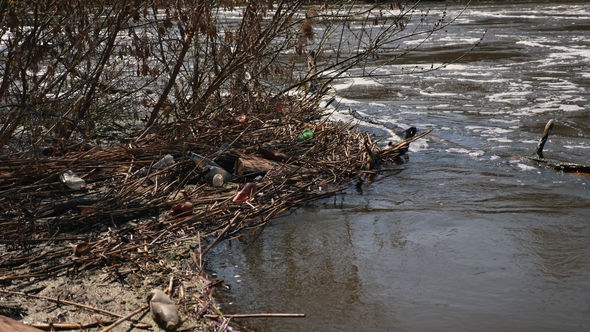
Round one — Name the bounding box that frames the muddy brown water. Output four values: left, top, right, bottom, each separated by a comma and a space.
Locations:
208, 2, 590, 331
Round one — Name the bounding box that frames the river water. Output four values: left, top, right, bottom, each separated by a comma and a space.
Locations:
208, 2, 590, 331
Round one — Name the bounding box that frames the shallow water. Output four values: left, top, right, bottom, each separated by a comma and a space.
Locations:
208, 2, 590, 331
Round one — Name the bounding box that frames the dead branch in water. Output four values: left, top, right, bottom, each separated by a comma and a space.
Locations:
536, 118, 554, 159
527, 119, 590, 174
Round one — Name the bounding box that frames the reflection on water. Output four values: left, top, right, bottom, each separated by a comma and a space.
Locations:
208, 2, 590, 331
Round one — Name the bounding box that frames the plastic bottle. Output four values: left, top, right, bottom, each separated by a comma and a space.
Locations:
215, 143, 230, 156
59, 170, 87, 190
148, 289, 179, 331
187, 151, 221, 171
153, 154, 175, 169
133, 155, 175, 177
203, 165, 233, 184
299, 128, 314, 141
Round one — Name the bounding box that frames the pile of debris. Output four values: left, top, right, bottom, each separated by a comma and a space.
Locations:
0, 105, 429, 331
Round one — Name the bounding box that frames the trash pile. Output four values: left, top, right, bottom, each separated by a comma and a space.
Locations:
0, 105, 429, 330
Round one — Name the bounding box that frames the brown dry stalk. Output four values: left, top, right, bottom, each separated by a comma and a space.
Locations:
204, 313, 305, 319
31, 321, 117, 331
0, 289, 125, 319
99, 305, 150, 332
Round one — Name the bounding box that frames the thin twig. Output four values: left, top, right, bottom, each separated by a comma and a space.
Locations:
99, 305, 150, 332
167, 275, 174, 295
31, 320, 117, 331
205, 313, 305, 319
201, 212, 241, 258
0, 289, 124, 318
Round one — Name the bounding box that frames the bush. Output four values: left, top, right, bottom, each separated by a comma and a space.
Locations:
0, 0, 478, 154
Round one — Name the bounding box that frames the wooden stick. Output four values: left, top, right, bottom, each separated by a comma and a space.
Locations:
204, 313, 305, 319
536, 118, 554, 159
31, 320, 117, 331
0, 289, 124, 318
380, 129, 433, 155
167, 275, 174, 295
195, 300, 212, 318
99, 305, 149, 332
218, 316, 232, 331
197, 231, 203, 271
201, 212, 241, 258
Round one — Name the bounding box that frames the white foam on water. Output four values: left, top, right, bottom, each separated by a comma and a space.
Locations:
515, 163, 537, 172
446, 148, 472, 154
465, 126, 513, 135
420, 91, 457, 97
546, 79, 582, 91
551, 46, 590, 60
564, 145, 590, 150
408, 138, 429, 152
405, 36, 483, 48
334, 96, 362, 105
442, 67, 512, 81
491, 145, 512, 150
368, 102, 387, 108
570, 96, 587, 102
370, 67, 394, 76
469, 150, 485, 157
487, 91, 531, 103
519, 100, 562, 114
489, 119, 520, 124
351, 77, 384, 87
331, 76, 384, 92
487, 137, 513, 143
559, 105, 584, 112
326, 110, 352, 124
534, 47, 590, 68
456, 77, 509, 84
516, 41, 546, 48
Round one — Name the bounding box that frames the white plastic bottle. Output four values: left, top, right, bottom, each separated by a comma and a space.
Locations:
153, 154, 175, 169
59, 170, 87, 190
